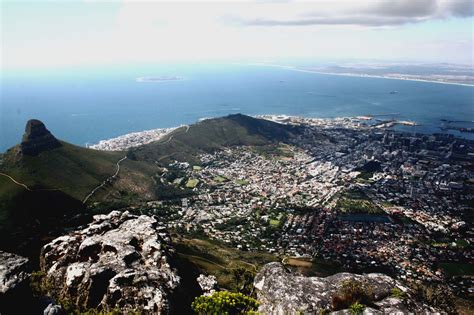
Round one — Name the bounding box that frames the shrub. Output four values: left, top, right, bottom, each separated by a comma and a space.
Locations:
191, 291, 259, 315
331, 279, 374, 311
30, 271, 53, 296
409, 282, 456, 313
391, 287, 406, 299
349, 302, 365, 315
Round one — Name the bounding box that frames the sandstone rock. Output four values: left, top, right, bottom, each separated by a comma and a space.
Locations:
20, 119, 61, 156
0, 251, 30, 294
254, 262, 428, 314
197, 274, 218, 296
40, 211, 180, 313
43, 302, 64, 315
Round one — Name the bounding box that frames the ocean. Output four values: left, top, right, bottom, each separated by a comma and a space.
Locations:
1, 63, 473, 152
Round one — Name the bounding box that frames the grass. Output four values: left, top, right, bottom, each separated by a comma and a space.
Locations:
172, 236, 278, 291
213, 176, 227, 183
129, 114, 302, 164
336, 189, 383, 214
438, 262, 474, 277
186, 178, 200, 188
235, 179, 249, 185
283, 257, 342, 277
269, 219, 280, 227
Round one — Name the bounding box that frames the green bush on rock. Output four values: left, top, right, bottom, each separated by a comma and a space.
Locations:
191, 291, 259, 315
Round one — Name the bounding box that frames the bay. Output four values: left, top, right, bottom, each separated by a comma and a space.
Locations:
1, 63, 473, 152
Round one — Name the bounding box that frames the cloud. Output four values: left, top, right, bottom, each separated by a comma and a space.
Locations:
443, 0, 474, 17
230, 0, 474, 27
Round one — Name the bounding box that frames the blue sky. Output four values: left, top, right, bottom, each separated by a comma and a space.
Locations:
2, 0, 473, 69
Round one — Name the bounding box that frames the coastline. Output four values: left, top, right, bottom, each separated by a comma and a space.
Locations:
248, 63, 474, 87
87, 113, 474, 152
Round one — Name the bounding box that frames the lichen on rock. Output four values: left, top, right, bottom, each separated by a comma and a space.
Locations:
254, 262, 433, 314
40, 211, 180, 313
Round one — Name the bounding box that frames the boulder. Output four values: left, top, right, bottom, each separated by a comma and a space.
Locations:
0, 251, 31, 314
40, 211, 180, 313
254, 262, 430, 314
20, 119, 61, 156
0, 251, 30, 294
196, 274, 218, 296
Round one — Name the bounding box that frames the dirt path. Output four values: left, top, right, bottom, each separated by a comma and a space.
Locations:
82, 156, 127, 204
0, 172, 32, 191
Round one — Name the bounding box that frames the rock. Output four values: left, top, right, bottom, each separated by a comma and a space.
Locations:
0, 251, 30, 294
196, 274, 217, 296
20, 119, 61, 156
254, 262, 429, 314
40, 211, 180, 313
43, 302, 64, 315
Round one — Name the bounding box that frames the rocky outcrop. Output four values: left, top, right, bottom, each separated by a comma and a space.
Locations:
40, 211, 180, 313
254, 262, 431, 314
0, 251, 30, 294
196, 274, 217, 296
20, 119, 61, 156
0, 251, 31, 314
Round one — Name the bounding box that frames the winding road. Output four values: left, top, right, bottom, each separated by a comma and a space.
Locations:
82, 156, 127, 204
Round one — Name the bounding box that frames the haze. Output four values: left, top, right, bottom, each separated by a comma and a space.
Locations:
2, 0, 473, 70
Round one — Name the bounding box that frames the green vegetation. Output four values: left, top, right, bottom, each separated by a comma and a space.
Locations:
269, 219, 280, 227
235, 179, 249, 185
250, 143, 294, 159
438, 262, 474, 277
332, 279, 374, 311
0, 141, 170, 251
349, 302, 365, 315
409, 282, 456, 314
173, 236, 277, 293
336, 189, 383, 214
391, 287, 406, 299
129, 114, 302, 164
186, 178, 200, 188
213, 175, 228, 183
455, 239, 470, 248
284, 257, 342, 277
192, 291, 259, 315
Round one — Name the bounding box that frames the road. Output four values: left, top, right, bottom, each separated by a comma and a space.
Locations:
82, 156, 127, 204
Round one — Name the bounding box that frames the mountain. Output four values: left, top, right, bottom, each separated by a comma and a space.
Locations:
0, 121, 162, 254
129, 113, 302, 163
0, 114, 301, 255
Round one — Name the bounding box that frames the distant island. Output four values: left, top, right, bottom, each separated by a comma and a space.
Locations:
136, 75, 184, 83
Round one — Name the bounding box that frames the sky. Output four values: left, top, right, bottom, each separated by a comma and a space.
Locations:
1, 0, 473, 69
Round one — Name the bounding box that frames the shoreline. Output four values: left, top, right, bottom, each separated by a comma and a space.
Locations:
87, 114, 473, 152
248, 63, 474, 87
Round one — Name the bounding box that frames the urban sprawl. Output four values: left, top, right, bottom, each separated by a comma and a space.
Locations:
95, 115, 473, 296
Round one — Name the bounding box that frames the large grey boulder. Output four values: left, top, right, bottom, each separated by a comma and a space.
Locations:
40, 211, 180, 313
254, 262, 430, 314
0, 251, 31, 314
0, 251, 30, 294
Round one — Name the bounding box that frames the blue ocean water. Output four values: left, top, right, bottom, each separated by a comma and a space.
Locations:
1, 63, 473, 152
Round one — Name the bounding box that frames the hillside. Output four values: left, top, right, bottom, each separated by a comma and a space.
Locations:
0, 121, 166, 254
0, 115, 302, 255
130, 114, 303, 163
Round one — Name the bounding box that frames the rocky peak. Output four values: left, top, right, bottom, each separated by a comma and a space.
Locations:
40, 211, 180, 313
20, 119, 61, 156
